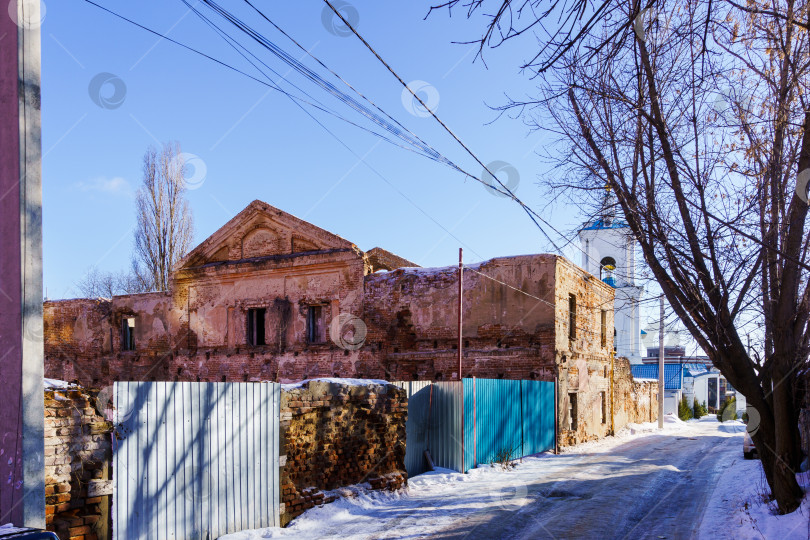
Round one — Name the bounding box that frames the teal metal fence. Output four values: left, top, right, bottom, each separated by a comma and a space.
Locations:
396, 378, 555, 477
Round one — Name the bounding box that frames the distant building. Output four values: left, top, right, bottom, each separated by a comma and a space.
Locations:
633, 347, 743, 415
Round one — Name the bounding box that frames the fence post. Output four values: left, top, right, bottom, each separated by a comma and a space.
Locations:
472, 377, 476, 469
554, 377, 559, 454
427, 383, 433, 453
520, 380, 524, 461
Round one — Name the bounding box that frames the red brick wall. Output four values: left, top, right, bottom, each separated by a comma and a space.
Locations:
279, 380, 407, 525
44, 387, 111, 540
363, 255, 560, 381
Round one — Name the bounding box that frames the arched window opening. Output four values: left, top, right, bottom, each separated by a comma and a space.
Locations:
600, 257, 617, 286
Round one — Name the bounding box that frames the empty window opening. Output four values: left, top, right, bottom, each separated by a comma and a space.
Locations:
568, 294, 577, 340
121, 317, 135, 351
247, 308, 266, 346
600, 310, 607, 348
568, 393, 578, 431
601, 391, 607, 424
307, 305, 326, 344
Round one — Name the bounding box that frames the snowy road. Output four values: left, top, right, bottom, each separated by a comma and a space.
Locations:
432, 421, 742, 539
223, 417, 748, 540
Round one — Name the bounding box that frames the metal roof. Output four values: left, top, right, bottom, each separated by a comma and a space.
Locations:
631, 364, 683, 390
683, 363, 710, 377
581, 218, 629, 230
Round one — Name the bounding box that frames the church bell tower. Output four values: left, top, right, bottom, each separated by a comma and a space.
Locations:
577, 189, 643, 363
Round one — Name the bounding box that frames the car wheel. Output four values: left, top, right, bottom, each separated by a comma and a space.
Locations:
744, 451, 753, 460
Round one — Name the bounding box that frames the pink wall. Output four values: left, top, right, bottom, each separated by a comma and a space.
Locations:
0, 9, 24, 525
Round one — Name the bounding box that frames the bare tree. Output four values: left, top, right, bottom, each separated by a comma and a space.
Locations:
75, 267, 148, 298
433, 0, 810, 512
133, 142, 195, 292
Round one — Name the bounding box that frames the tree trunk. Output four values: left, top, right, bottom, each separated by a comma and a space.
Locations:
749, 371, 802, 512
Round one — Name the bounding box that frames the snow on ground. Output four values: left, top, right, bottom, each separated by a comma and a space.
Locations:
44, 378, 76, 389
222, 414, 721, 540
561, 412, 689, 455
699, 443, 810, 539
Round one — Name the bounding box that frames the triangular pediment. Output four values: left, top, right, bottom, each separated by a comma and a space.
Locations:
175, 200, 356, 270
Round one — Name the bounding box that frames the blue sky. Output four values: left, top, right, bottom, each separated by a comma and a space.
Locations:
42, 0, 586, 300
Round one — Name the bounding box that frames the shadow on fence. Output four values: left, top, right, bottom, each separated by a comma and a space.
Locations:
394, 378, 556, 478
113, 381, 281, 540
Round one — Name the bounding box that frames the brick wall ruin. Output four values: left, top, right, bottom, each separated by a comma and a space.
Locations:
44, 200, 639, 450
46, 255, 609, 388
364, 256, 554, 381
613, 358, 659, 428
45, 386, 112, 540
279, 380, 407, 526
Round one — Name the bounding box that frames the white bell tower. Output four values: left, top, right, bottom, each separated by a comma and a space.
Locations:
577, 190, 643, 363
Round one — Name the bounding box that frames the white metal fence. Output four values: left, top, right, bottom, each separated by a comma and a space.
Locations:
113, 381, 281, 540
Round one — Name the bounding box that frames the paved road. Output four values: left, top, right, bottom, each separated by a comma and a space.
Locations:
225, 421, 745, 540
432, 422, 744, 540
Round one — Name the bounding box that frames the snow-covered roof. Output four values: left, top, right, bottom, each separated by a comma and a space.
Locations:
281, 377, 392, 390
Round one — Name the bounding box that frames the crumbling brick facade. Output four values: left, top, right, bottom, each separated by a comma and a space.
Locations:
278, 380, 407, 525
44, 386, 112, 540
45, 199, 650, 447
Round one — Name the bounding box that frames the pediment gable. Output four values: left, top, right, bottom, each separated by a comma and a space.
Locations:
175, 200, 356, 270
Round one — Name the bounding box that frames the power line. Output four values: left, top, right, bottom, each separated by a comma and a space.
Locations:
181, 0, 487, 259
322, 0, 566, 253
81, 0, 489, 258
81, 0, 461, 162
242, 0, 457, 181
198, 0, 478, 176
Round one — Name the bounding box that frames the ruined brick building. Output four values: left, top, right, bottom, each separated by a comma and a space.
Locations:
45, 200, 656, 445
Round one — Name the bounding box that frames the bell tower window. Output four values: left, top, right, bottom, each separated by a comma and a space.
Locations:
600, 257, 616, 287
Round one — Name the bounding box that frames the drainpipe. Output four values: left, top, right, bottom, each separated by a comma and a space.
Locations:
458, 248, 464, 472
458, 247, 463, 380
658, 295, 665, 428
610, 349, 615, 436
554, 369, 559, 454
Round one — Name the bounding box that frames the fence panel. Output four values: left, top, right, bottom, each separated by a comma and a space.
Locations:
113, 381, 281, 540
393, 381, 464, 476
464, 379, 523, 469
520, 380, 556, 456
392, 381, 432, 477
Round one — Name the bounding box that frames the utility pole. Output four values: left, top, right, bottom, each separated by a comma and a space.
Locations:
0, 0, 44, 527
658, 295, 665, 429
458, 248, 463, 380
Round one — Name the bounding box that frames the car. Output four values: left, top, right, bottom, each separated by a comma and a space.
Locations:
743, 430, 759, 459
0, 525, 58, 540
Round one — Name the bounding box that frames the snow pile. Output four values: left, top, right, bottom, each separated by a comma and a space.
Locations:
44, 378, 76, 390
220, 458, 554, 540
561, 416, 689, 455
280, 378, 391, 391
700, 459, 810, 539
0, 524, 31, 533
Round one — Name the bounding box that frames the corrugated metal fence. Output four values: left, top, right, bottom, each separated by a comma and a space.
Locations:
394, 381, 464, 476
395, 379, 555, 477
113, 382, 281, 540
